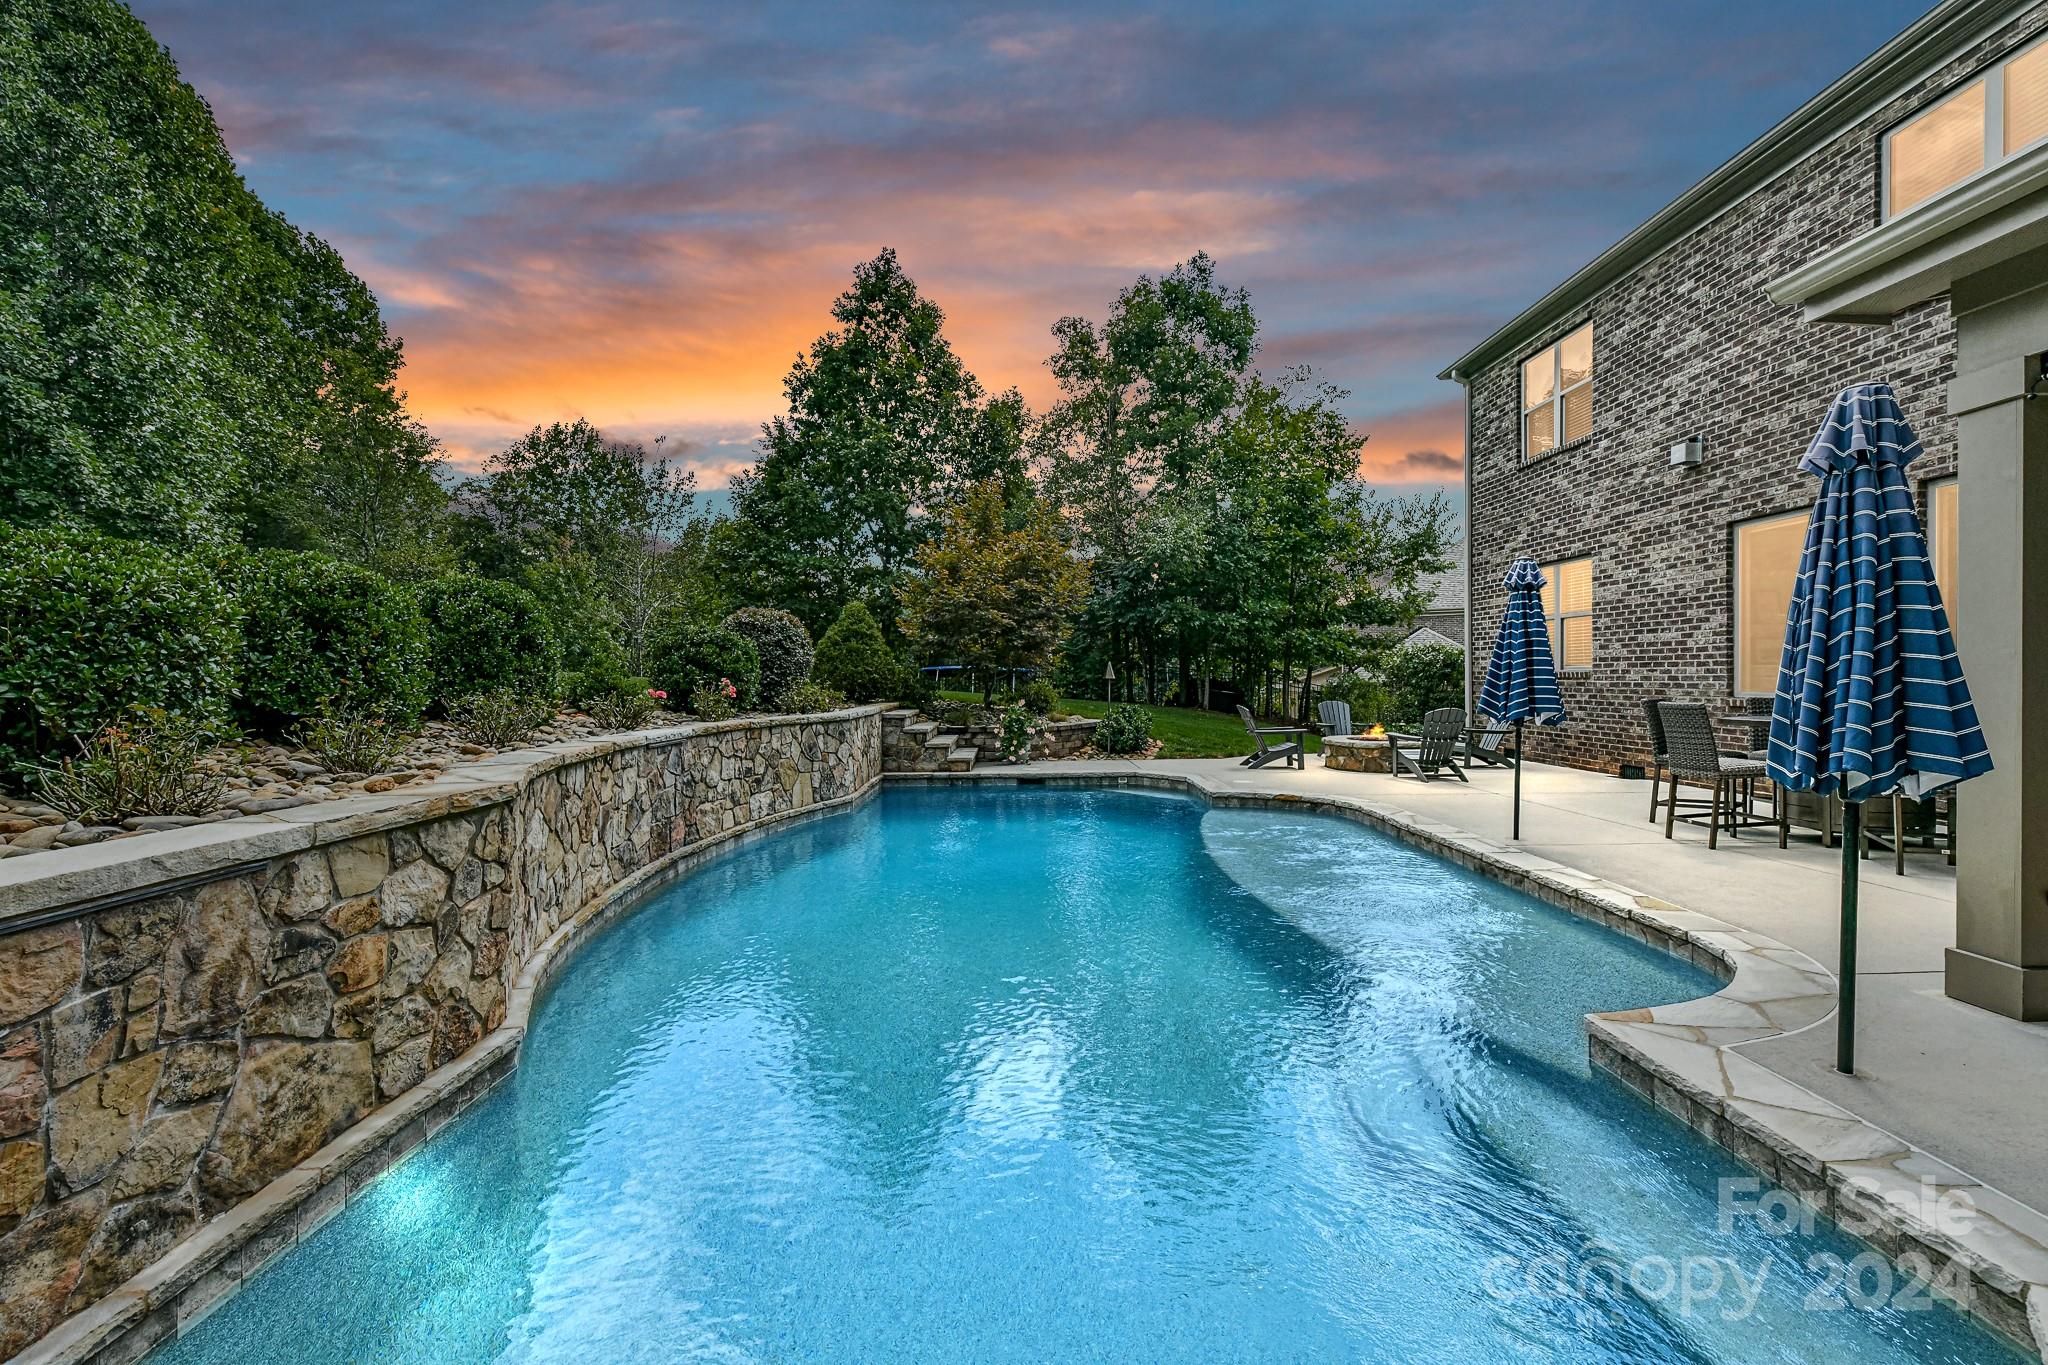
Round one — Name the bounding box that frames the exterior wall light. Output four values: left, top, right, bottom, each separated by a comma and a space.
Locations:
1669, 435, 1706, 467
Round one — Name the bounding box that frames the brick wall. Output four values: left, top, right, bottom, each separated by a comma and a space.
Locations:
1462, 8, 2048, 775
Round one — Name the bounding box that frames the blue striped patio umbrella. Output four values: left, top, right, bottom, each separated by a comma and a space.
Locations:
1477, 557, 1567, 840
1765, 381, 1993, 1073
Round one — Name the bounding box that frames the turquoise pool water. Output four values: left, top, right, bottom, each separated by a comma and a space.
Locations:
155, 787, 2019, 1363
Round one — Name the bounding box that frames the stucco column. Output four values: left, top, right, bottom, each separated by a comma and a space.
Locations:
1944, 298, 2048, 1018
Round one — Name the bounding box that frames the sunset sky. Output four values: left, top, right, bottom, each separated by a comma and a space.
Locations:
130, 0, 1927, 507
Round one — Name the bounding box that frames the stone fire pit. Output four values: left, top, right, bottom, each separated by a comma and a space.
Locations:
1321, 734, 1392, 773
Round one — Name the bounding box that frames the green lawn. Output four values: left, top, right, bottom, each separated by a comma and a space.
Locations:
938, 691, 1321, 759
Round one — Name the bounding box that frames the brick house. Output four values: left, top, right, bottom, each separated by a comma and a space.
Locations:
1443, 0, 2045, 776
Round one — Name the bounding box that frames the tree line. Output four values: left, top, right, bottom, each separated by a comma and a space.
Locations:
2, 0, 1455, 721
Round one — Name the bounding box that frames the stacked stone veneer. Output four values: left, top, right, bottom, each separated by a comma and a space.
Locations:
1460, 6, 2048, 775
0, 707, 882, 1358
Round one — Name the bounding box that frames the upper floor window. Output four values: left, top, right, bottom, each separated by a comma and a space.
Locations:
1732, 510, 1807, 696
1885, 35, 2048, 219
1539, 556, 1594, 671
1520, 323, 1592, 461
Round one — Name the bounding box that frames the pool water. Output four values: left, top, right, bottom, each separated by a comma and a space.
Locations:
155, 788, 2019, 1363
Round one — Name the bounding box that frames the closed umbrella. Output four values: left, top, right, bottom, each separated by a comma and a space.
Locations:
1765, 382, 1993, 1074
1477, 557, 1567, 840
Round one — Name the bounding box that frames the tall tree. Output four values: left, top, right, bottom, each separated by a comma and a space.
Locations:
467, 420, 697, 669
898, 480, 1089, 702
0, 0, 431, 549
728, 249, 1025, 632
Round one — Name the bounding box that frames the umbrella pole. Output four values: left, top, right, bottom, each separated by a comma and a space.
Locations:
1837, 800, 1861, 1074
1512, 720, 1524, 840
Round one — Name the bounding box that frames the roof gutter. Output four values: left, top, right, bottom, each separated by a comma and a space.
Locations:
1438, 0, 2011, 383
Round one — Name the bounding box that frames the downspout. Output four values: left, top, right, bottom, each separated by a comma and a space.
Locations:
1456, 373, 1475, 716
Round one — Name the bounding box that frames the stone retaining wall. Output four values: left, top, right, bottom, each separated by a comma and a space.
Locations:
0, 707, 884, 1359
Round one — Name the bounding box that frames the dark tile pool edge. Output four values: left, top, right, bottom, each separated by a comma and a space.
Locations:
11, 777, 888, 1365
887, 768, 2048, 1359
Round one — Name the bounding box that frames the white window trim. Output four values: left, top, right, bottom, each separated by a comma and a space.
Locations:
1882, 30, 2048, 222
1541, 556, 1594, 674
1519, 324, 1592, 463
1730, 509, 1807, 699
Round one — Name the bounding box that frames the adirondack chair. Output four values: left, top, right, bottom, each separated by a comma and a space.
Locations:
1316, 699, 1353, 738
1236, 704, 1306, 770
1463, 717, 1517, 769
1389, 708, 1470, 782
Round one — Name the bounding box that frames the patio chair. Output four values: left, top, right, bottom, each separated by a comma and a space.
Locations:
1316, 699, 1353, 738
1389, 708, 1469, 783
1657, 702, 1786, 850
1463, 718, 1517, 768
1235, 704, 1306, 770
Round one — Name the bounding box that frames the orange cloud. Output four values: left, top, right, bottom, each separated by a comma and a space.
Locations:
1356, 400, 1464, 486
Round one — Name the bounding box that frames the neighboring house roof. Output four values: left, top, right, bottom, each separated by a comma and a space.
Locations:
1415, 566, 1465, 614
1439, 0, 2006, 382
1401, 626, 1463, 652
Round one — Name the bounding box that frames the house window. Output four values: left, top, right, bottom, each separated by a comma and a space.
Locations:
1539, 557, 1593, 671
1928, 477, 1959, 635
1732, 511, 1808, 696
1884, 35, 2048, 219
1520, 323, 1592, 460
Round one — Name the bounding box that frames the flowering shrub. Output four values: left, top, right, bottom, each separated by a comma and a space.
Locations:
36, 707, 227, 823
689, 677, 740, 720
646, 619, 760, 709
997, 704, 1037, 763
721, 607, 814, 709
587, 685, 662, 731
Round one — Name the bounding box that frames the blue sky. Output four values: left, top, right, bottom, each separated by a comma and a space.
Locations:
129, 0, 1930, 500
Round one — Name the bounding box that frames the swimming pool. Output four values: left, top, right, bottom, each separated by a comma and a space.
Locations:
153, 787, 2019, 1363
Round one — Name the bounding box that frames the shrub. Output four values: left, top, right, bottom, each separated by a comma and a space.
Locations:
416, 576, 559, 706
646, 619, 760, 708
813, 601, 899, 702
586, 682, 661, 731
1094, 703, 1152, 755
296, 701, 411, 776
0, 527, 241, 778
783, 679, 847, 713
997, 705, 1037, 763
1317, 672, 1392, 727
237, 551, 430, 731
1382, 641, 1466, 725
448, 690, 554, 750
36, 708, 227, 823
1018, 679, 1059, 716
721, 607, 814, 709
688, 677, 740, 721
897, 662, 940, 713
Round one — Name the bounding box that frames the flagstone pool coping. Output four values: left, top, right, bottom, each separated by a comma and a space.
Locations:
16, 761, 2046, 1362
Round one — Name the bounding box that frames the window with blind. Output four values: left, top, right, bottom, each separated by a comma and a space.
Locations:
1733, 511, 1808, 696
1885, 34, 2048, 219
1520, 324, 1592, 460
1539, 557, 1593, 672
1928, 477, 1959, 636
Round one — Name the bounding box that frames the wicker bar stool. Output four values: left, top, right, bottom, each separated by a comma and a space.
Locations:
1657, 702, 1787, 850
1642, 696, 1713, 826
